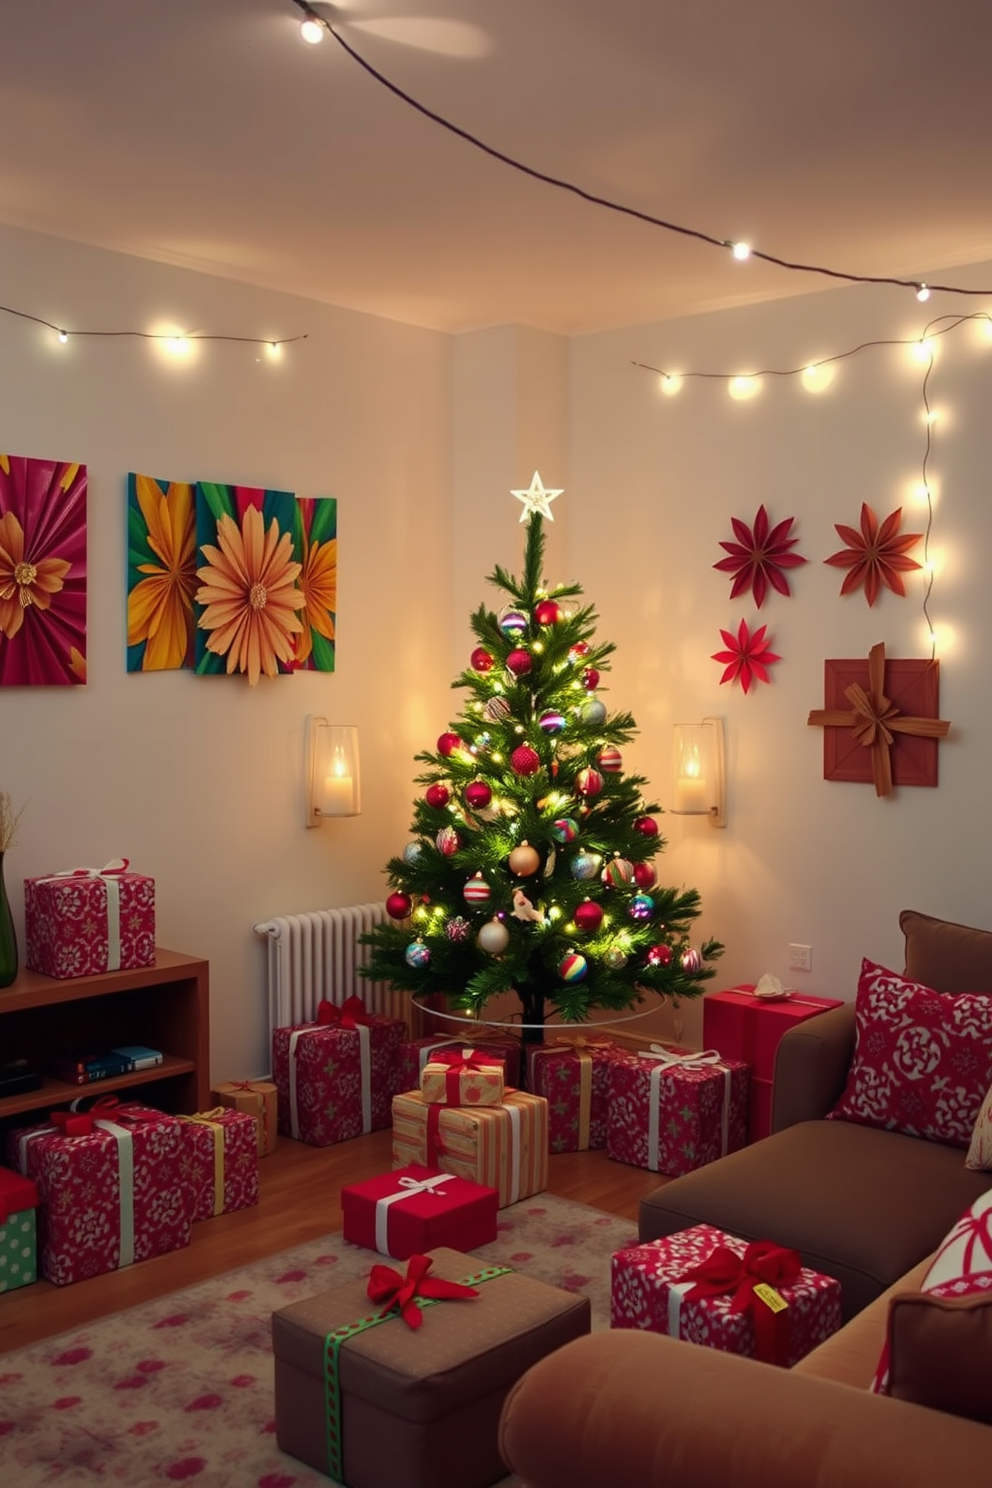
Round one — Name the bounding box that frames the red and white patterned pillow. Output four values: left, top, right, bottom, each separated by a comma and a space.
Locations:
872, 1186, 992, 1395
826, 958, 992, 1146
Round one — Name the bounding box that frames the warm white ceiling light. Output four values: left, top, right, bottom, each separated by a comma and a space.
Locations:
300, 16, 324, 43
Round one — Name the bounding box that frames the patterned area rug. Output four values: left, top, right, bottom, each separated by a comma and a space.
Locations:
0, 1194, 637, 1486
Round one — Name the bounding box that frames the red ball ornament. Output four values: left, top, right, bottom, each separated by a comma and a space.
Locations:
576, 767, 604, 798
581, 667, 600, 691
386, 892, 412, 920
506, 648, 532, 677
510, 744, 541, 776
437, 732, 463, 758
569, 642, 590, 663
573, 899, 604, 933
425, 782, 450, 808
464, 780, 492, 810
470, 647, 494, 673
634, 816, 660, 838
598, 746, 623, 774
534, 598, 563, 626
647, 943, 673, 967
633, 861, 658, 890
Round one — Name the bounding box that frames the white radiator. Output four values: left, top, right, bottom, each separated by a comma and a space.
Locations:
254, 903, 412, 1042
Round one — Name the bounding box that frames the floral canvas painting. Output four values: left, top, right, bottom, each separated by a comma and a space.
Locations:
194, 482, 303, 685
293, 495, 337, 672
126, 473, 197, 672
0, 452, 87, 686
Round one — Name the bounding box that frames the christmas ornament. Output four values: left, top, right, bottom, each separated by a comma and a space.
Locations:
630, 893, 655, 920
712, 619, 781, 694
386, 892, 412, 920
714, 504, 807, 608
464, 780, 492, 810
576, 766, 604, 797
477, 918, 510, 955
534, 598, 563, 626
498, 607, 529, 638
538, 709, 566, 735
445, 916, 472, 942
570, 852, 600, 881
510, 744, 541, 776
425, 783, 450, 809
633, 861, 658, 890
602, 857, 635, 888
404, 940, 431, 969
437, 732, 463, 758
511, 888, 545, 923
581, 667, 600, 691
402, 842, 423, 866
634, 816, 659, 838
604, 945, 629, 970
510, 470, 563, 523
579, 699, 607, 728
506, 648, 532, 677
508, 841, 540, 876
558, 952, 588, 983
568, 642, 590, 663
647, 943, 673, 967
681, 947, 703, 973
463, 873, 491, 906
824, 502, 923, 607
470, 647, 494, 673
484, 696, 512, 723
597, 746, 623, 773
436, 826, 460, 856
551, 817, 578, 843
574, 900, 604, 933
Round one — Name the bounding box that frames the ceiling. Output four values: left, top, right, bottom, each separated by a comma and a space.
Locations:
3, 0, 992, 334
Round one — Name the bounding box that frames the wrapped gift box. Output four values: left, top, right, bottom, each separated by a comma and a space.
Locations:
212, 1079, 278, 1156
24, 862, 155, 979
526, 1036, 620, 1153
610, 1223, 842, 1367
273, 1012, 405, 1146
10, 1101, 190, 1286
393, 1035, 520, 1096
0, 1167, 39, 1293
421, 1049, 505, 1108
177, 1108, 260, 1222
606, 1045, 748, 1175
341, 1163, 499, 1259
392, 1089, 548, 1208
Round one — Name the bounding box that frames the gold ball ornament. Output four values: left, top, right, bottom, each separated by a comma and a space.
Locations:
508, 841, 540, 876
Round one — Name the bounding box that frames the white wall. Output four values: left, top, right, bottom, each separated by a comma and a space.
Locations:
566, 266, 992, 1043
0, 224, 453, 1083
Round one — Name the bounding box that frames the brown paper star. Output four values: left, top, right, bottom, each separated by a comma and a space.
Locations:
807, 642, 950, 797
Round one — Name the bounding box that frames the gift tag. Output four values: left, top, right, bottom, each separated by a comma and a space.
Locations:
753, 1281, 788, 1313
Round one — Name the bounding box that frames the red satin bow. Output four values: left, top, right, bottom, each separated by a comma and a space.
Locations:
316, 995, 371, 1030
432, 1048, 493, 1105
366, 1253, 480, 1330
683, 1239, 802, 1366
49, 1111, 95, 1136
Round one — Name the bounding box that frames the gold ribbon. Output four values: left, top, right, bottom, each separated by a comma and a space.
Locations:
180, 1109, 227, 1216
538, 1033, 614, 1150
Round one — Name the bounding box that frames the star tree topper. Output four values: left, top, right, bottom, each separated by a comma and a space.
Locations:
511, 471, 563, 522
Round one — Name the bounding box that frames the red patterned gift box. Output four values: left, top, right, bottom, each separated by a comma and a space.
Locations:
177, 1108, 259, 1222
272, 996, 405, 1146
526, 1035, 620, 1153
610, 1224, 842, 1367
24, 858, 155, 979
606, 1045, 748, 1175
393, 1035, 520, 1096
341, 1163, 499, 1259
9, 1100, 190, 1286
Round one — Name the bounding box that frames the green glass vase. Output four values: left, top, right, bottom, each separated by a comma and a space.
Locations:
0, 852, 17, 988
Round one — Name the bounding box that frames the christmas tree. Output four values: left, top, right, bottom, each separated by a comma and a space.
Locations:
360, 476, 722, 1045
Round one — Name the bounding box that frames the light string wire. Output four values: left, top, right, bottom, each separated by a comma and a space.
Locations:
292, 0, 992, 301
0, 300, 309, 350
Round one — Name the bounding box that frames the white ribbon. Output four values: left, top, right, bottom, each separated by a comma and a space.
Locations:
39, 860, 128, 971
288, 1022, 372, 1138
643, 1046, 732, 1170
506, 1101, 522, 1205
374, 1172, 449, 1256
288, 1028, 305, 1141
94, 1118, 135, 1267
17, 1124, 57, 1173
667, 1279, 693, 1339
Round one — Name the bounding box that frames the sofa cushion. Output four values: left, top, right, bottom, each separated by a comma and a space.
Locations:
901, 908, 992, 994
966, 1078, 992, 1170
825, 959, 992, 1147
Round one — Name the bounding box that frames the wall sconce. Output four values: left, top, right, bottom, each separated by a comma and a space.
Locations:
670, 717, 726, 828
305, 717, 361, 827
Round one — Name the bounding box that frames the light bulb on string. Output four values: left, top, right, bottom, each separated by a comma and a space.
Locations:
916, 284, 931, 303
57, 330, 68, 345
801, 362, 835, 393
729, 241, 752, 262
300, 16, 324, 43
728, 375, 761, 401
660, 374, 682, 396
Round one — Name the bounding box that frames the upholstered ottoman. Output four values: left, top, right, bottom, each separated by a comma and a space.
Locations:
272, 1245, 591, 1488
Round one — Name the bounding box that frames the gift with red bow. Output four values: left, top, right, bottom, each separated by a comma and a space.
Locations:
341, 1162, 498, 1258
610, 1222, 842, 1366
420, 1047, 506, 1108
24, 858, 155, 979
393, 1033, 522, 1096
271, 994, 406, 1147
5, 1098, 190, 1286
391, 1088, 549, 1208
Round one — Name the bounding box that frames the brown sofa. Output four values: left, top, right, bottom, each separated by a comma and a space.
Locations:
498, 910, 992, 1484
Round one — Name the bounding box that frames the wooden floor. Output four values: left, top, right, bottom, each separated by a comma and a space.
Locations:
0, 1132, 665, 1356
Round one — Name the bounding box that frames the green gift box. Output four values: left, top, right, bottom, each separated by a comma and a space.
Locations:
0, 1166, 39, 1292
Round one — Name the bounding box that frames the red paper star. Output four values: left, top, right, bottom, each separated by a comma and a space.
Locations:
712, 619, 781, 694
824, 503, 922, 606
714, 504, 806, 608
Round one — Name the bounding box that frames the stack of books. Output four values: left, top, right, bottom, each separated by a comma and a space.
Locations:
48, 1044, 164, 1085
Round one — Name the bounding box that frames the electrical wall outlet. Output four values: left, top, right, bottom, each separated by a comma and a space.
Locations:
788, 943, 812, 972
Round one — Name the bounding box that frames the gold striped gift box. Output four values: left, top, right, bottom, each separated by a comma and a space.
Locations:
391, 1089, 548, 1208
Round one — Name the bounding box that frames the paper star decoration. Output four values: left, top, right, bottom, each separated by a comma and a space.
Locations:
511, 471, 563, 523
712, 619, 781, 694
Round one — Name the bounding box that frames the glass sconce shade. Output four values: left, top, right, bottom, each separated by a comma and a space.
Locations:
305, 717, 361, 826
